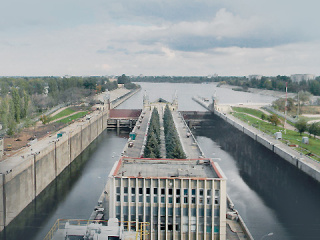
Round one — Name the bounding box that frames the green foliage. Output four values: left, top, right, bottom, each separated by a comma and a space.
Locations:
144, 108, 161, 158
261, 113, 266, 120
163, 105, 186, 159
40, 115, 51, 124
268, 114, 281, 126
308, 122, 320, 138
117, 74, 130, 84
295, 118, 308, 135
11, 88, 21, 123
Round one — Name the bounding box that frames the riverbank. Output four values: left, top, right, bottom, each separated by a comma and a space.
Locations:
0, 88, 140, 231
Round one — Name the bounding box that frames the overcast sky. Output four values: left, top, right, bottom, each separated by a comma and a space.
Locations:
1, 0, 319, 76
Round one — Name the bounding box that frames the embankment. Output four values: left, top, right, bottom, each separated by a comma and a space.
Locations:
213, 109, 320, 183
0, 88, 140, 231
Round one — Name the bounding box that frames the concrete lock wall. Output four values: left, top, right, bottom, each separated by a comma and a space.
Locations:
0, 110, 110, 231
256, 135, 274, 151
215, 111, 320, 184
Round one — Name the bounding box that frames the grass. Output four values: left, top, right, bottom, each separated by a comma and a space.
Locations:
50, 108, 76, 121
231, 107, 266, 119
231, 112, 320, 162
57, 111, 88, 124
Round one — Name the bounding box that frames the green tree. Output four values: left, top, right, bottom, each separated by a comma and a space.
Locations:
0, 96, 8, 128
261, 113, 266, 120
117, 74, 130, 84
308, 122, 320, 138
295, 119, 308, 135
7, 99, 17, 135
268, 114, 280, 126
40, 115, 51, 125
11, 88, 21, 123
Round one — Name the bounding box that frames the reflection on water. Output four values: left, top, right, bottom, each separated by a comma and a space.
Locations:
0, 130, 128, 240
195, 114, 320, 240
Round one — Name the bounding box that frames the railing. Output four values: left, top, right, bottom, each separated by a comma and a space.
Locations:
44, 219, 150, 240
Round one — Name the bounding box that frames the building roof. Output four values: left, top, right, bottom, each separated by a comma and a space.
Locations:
112, 157, 224, 179
109, 109, 142, 119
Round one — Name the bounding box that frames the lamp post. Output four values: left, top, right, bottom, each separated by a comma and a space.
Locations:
261, 232, 273, 240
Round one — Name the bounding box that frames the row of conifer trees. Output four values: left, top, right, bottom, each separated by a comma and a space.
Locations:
143, 108, 161, 158
163, 105, 186, 159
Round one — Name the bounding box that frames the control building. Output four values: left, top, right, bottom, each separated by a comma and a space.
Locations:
106, 157, 227, 240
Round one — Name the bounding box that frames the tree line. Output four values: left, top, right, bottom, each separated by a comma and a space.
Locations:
0, 75, 138, 135
143, 108, 161, 158
163, 105, 186, 159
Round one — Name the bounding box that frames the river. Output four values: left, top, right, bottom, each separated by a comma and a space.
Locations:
1, 82, 319, 240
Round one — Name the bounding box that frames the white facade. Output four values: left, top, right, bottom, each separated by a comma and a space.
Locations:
107, 158, 227, 240
290, 74, 315, 82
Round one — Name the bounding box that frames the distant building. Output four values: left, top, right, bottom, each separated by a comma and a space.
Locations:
107, 157, 227, 240
248, 75, 262, 80
290, 74, 315, 82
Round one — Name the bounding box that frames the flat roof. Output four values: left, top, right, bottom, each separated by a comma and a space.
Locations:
112, 157, 223, 179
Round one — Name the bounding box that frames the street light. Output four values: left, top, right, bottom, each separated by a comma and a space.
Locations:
261, 232, 273, 240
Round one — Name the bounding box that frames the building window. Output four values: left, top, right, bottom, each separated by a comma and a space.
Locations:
161, 196, 165, 203
146, 196, 150, 203
124, 187, 128, 194
131, 196, 135, 202
161, 188, 165, 195
168, 197, 173, 203
206, 226, 212, 233
207, 198, 211, 205
160, 207, 166, 216
116, 206, 121, 215
207, 189, 211, 196
168, 224, 173, 231
168, 208, 173, 216
168, 189, 173, 195
124, 195, 128, 202
184, 189, 188, 195
184, 197, 188, 204
154, 196, 158, 203
175, 208, 181, 216
192, 197, 196, 204
199, 189, 203, 196
123, 206, 128, 215
116, 195, 120, 202
131, 187, 135, 194
154, 188, 158, 194
199, 197, 203, 204
146, 188, 150, 194
183, 208, 188, 216
199, 208, 204, 217
191, 208, 196, 217
192, 189, 196, 195
176, 189, 180, 195
176, 197, 180, 203
116, 187, 120, 194
139, 188, 143, 194
215, 197, 219, 205
139, 195, 143, 202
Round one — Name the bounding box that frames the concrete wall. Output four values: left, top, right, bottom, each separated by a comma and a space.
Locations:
0, 88, 140, 231
0, 111, 108, 231
214, 110, 320, 184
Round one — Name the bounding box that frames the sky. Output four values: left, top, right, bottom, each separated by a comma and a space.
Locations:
1, 0, 320, 77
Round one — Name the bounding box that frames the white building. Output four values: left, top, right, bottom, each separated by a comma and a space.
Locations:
106, 157, 227, 240
290, 74, 315, 82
